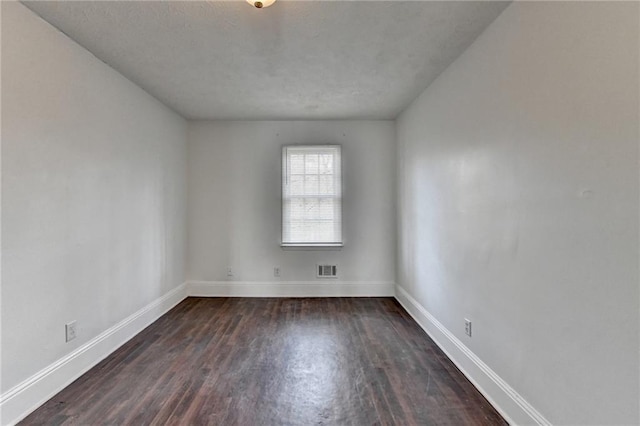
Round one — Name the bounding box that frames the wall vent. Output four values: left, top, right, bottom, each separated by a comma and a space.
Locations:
317, 264, 338, 278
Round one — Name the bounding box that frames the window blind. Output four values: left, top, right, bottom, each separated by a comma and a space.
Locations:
282, 145, 342, 246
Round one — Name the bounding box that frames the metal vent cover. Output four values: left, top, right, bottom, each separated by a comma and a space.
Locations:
317, 265, 338, 278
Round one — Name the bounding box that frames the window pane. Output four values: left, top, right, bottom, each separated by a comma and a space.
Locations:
318, 175, 333, 195
305, 154, 319, 174
289, 198, 304, 219
290, 222, 304, 241
290, 154, 305, 174
319, 154, 333, 174
304, 198, 318, 220
304, 175, 319, 196
318, 198, 334, 220
316, 222, 333, 241
289, 175, 304, 196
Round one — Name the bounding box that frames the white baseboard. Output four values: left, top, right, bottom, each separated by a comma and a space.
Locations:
394, 285, 550, 426
187, 280, 395, 297
0, 282, 188, 426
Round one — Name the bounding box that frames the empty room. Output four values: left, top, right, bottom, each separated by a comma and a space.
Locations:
1, 0, 638, 425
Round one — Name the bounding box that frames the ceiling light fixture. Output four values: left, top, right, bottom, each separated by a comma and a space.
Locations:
247, 0, 275, 8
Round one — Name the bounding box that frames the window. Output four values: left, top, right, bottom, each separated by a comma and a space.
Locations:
282, 145, 342, 247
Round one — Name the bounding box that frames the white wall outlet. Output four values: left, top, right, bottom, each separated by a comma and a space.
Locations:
464, 319, 472, 337
274, 267, 281, 277
227, 267, 233, 277
65, 321, 77, 342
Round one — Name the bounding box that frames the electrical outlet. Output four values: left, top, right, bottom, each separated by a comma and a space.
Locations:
66, 321, 77, 342
274, 267, 281, 277
464, 319, 472, 337
227, 267, 233, 277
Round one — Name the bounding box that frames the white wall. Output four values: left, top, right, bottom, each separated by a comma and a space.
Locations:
187, 121, 395, 291
396, 2, 639, 425
1, 0, 187, 406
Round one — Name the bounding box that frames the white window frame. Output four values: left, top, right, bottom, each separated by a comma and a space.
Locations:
281, 145, 343, 248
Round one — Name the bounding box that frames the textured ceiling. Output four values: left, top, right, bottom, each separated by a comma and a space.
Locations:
23, 1, 509, 120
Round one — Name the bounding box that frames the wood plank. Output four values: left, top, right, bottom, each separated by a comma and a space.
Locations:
20, 298, 507, 425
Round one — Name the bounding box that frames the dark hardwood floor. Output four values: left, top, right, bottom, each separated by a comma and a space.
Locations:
21, 298, 507, 425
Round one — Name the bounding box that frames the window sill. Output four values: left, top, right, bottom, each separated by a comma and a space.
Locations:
281, 243, 343, 251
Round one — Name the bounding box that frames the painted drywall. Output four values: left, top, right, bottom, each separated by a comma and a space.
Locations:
1, 0, 187, 403
396, 2, 639, 425
187, 121, 395, 287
